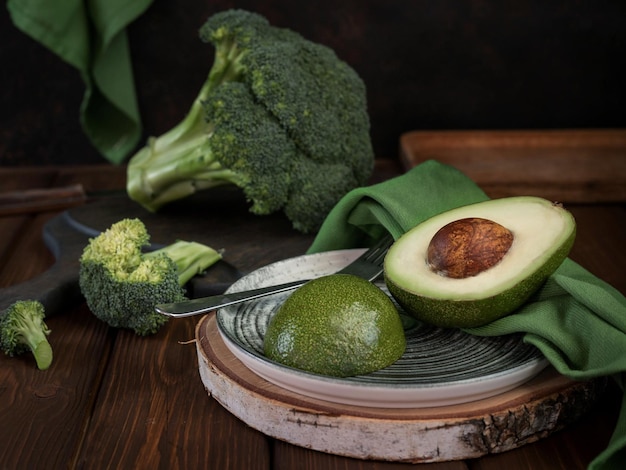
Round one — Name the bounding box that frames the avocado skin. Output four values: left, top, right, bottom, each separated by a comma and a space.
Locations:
384, 228, 576, 328
264, 274, 406, 377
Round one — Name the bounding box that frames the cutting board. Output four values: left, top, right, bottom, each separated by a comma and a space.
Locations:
0, 189, 314, 315
196, 313, 605, 463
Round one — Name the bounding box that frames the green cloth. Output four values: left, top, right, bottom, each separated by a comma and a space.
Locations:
7, 0, 153, 164
308, 160, 626, 470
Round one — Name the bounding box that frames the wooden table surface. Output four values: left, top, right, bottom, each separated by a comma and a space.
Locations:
0, 161, 623, 470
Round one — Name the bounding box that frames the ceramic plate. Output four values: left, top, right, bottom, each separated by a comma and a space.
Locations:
216, 250, 548, 408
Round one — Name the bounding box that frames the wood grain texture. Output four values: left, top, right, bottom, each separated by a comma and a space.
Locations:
1, 163, 623, 470
75, 316, 272, 469
0, 184, 86, 216
271, 440, 470, 470
400, 129, 626, 202
196, 314, 604, 464
0, 213, 56, 287
0, 304, 111, 469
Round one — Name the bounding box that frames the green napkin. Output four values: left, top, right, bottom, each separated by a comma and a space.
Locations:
307, 159, 490, 252
7, 0, 153, 164
308, 160, 626, 470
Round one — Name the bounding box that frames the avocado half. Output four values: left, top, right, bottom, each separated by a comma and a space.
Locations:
383, 196, 576, 328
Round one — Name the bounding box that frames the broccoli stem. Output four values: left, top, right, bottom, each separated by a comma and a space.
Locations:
145, 240, 223, 286
33, 339, 53, 370
14, 312, 53, 370
127, 38, 248, 212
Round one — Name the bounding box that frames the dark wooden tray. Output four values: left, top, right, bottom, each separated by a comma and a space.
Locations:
400, 128, 626, 202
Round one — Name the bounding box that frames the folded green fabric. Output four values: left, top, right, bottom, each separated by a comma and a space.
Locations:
7, 0, 153, 164
307, 160, 490, 252
308, 160, 626, 470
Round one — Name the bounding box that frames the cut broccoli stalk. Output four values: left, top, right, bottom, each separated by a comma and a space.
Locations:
0, 300, 53, 370
145, 240, 223, 286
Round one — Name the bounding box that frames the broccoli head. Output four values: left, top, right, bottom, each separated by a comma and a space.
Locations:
126, 9, 374, 233
1, 300, 53, 370
78, 218, 222, 336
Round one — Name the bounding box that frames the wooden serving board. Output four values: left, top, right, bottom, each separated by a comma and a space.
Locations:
196, 314, 605, 463
400, 128, 626, 203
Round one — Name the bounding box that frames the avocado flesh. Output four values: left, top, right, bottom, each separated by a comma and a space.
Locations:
384, 196, 576, 328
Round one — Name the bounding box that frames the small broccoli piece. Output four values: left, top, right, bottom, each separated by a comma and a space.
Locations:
0, 300, 53, 370
126, 9, 374, 233
78, 218, 222, 336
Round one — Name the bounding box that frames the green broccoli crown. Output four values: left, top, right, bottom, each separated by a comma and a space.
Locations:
205, 81, 296, 215
0, 300, 53, 370
240, 25, 372, 172
199, 9, 269, 88
79, 256, 183, 336
127, 9, 374, 233
200, 9, 270, 50
79, 218, 221, 336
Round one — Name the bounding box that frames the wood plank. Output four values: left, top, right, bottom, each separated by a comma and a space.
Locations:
0, 164, 127, 195
0, 184, 86, 216
0, 303, 112, 468
0, 170, 60, 287
0, 167, 77, 287
0, 170, 114, 469
75, 316, 271, 469
0, 170, 82, 468
0, 213, 56, 287
0, 167, 56, 191
399, 129, 626, 202
54, 164, 128, 193
272, 439, 470, 470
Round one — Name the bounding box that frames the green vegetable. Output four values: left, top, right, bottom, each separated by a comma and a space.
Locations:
78, 218, 222, 336
126, 9, 374, 233
1, 300, 53, 370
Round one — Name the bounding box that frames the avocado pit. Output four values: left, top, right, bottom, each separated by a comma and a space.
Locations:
427, 217, 514, 279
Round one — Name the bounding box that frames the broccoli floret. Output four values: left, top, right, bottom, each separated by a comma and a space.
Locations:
78, 218, 222, 336
126, 9, 374, 233
0, 300, 53, 370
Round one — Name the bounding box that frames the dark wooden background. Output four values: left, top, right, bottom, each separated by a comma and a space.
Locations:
2, 0, 625, 166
